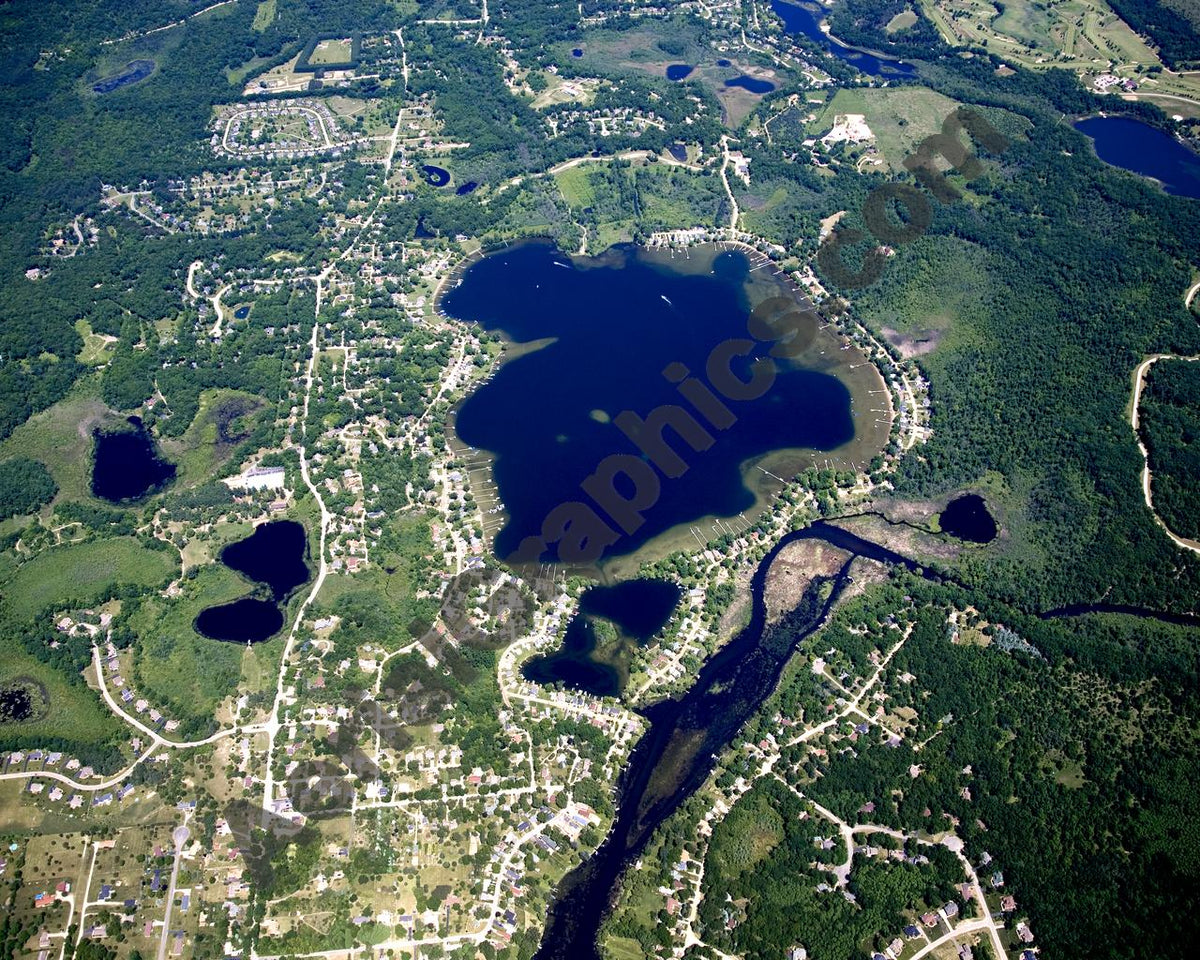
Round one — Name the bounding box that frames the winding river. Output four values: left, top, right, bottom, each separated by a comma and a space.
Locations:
532, 517, 1196, 956
533, 521, 918, 959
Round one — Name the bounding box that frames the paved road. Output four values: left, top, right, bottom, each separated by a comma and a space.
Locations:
156, 823, 191, 960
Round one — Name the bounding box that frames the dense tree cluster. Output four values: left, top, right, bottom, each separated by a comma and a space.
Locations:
1138, 359, 1200, 539
0, 458, 57, 518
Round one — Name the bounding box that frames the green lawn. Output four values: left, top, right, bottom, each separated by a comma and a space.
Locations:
2, 537, 176, 619
252, 0, 277, 32
308, 38, 353, 66
555, 165, 598, 207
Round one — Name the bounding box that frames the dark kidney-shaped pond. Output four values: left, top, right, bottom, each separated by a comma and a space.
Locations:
523, 579, 682, 696
195, 520, 309, 644
666, 64, 694, 81
938, 494, 997, 544
442, 241, 881, 566
91, 418, 176, 503
1074, 116, 1200, 199
195, 597, 284, 645
725, 75, 775, 94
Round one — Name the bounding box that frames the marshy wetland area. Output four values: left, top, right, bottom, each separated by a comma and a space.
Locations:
440, 240, 894, 578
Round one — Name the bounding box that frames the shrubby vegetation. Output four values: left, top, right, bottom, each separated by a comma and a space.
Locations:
0, 458, 57, 518
827, 0, 947, 60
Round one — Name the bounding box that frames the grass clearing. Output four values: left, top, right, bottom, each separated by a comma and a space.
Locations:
555, 165, 598, 207
0, 380, 109, 504
308, 38, 354, 66
811, 86, 964, 170
252, 0, 277, 32
604, 936, 646, 960
2, 537, 176, 620
74, 319, 117, 366
886, 8, 920, 33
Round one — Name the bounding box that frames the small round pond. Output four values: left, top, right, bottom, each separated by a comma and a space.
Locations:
938, 494, 997, 544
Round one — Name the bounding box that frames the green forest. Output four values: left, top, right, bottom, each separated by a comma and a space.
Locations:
1138, 358, 1200, 539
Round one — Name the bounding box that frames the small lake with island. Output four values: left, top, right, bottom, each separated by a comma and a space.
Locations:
441, 241, 891, 572
1074, 116, 1200, 199
195, 520, 310, 644
421, 164, 451, 187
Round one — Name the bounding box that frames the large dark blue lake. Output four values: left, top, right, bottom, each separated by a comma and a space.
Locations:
770, 0, 915, 77
1074, 116, 1200, 199
442, 242, 886, 567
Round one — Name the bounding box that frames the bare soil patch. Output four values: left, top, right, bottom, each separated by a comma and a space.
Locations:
881, 325, 944, 358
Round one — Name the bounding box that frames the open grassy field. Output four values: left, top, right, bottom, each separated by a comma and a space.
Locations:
1, 537, 176, 620
555, 165, 598, 207
0, 381, 109, 504
252, 0, 277, 32
308, 38, 354, 66
810, 85, 964, 169
887, 8, 920, 33
74, 319, 117, 366
128, 561, 269, 727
